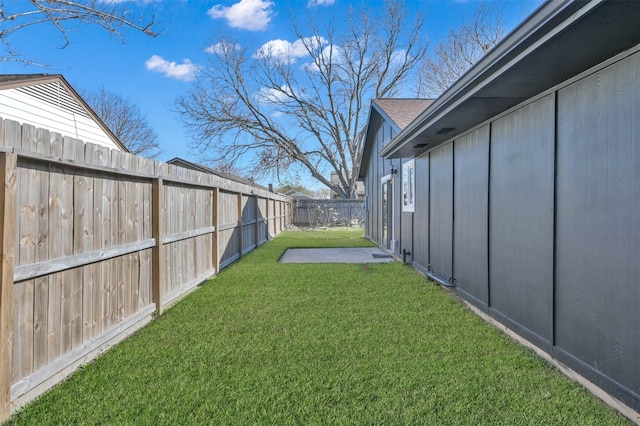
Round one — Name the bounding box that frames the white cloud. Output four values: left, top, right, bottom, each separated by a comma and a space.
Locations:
302, 44, 345, 72
145, 55, 198, 81
208, 0, 274, 31
256, 86, 291, 104
308, 0, 335, 6
390, 49, 408, 67
205, 41, 241, 55
254, 36, 326, 64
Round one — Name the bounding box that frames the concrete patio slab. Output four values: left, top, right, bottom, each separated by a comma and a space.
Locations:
279, 247, 395, 264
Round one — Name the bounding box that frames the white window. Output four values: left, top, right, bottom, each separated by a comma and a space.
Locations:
402, 160, 415, 212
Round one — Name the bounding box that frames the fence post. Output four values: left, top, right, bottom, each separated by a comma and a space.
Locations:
265, 197, 270, 240
212, 187, 219, 274
237, 193, 243, 258
254, 194, 260, 247
0, 152, 17, 422
151, 178, 164, 316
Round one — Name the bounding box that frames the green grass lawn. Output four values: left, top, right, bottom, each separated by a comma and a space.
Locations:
9, 229, 630, 425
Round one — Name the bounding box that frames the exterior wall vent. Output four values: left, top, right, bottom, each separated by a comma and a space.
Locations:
17, 82, 90, 118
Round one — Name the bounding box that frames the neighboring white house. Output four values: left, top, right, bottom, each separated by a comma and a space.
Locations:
0, 74, 127, 151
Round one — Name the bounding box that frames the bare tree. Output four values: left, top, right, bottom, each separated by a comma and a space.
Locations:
176, 1, 427, 199
0, 0, 159, 63
417, 2, 504, 98
84, 89, 161, 158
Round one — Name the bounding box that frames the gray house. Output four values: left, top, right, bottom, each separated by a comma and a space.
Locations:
358, 0, 639, 414
359, 98, 432, 255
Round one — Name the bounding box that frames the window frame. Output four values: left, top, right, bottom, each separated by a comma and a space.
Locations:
402, 159, 415, 213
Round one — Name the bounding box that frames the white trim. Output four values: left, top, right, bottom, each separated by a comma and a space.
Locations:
381, 174, 395, 250
402, 160, 415, 213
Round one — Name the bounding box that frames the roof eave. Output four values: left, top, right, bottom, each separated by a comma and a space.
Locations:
357, 103, 385, 180
380, 0, 640, 159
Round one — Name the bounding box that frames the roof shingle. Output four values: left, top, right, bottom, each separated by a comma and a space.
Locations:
372, 98, 433, 130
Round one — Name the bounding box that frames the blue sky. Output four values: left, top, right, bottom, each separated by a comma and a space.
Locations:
1, 0, 539, 189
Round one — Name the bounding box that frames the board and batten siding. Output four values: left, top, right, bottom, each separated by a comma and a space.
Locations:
453, 126, 489, 307
0, 87, 119, 150
554, 50, 640, 406
428, 143, 454, 283
363, 117, 415, 256
362, 48, 640, 412
411, 155, 429, 273
489, 94, 555, 349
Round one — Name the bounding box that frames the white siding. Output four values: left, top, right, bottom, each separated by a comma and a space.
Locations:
0, 86, 120, 150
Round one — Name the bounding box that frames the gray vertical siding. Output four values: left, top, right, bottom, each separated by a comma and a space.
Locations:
555, 51, 640, 403
453, 126, 490, 307
392, 158, 402, 254
412, 155, 429, 272
428, 143, 453, 281
365, 120, 402, 250
489, 95, 555, 347
361, 50, 640, 411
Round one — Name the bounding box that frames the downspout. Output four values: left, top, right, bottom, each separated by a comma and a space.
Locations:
402, 248, 411, 265
427, 265, 456, 288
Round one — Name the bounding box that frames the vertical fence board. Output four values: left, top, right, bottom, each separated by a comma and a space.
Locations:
204, 188, 213, 276
87, 144, 108, 339
59, 137, 75, 355
113, 151, 127, 323
238, 193, 244, 256
125, 158, 139, 318
0, 119, 291, 414
70, 140, 88, 348
152, 178, 164, 315
132, 160, 143, 313
100, 159, 113, 333
187, 185, 196, 284
212, 187, 219, 274
46, 133, 64, 364
32, 129, 51, 373
2, 121, 20, 149
139, 159, 154, 309
0, 152, 17, 423
14, 124, 41, 382
266, 198, 271, 240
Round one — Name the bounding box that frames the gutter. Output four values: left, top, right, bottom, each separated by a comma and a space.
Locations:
379, 0, 592, 158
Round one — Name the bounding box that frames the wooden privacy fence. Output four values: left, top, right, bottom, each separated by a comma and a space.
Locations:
0, 118, 291, 420
292, 199, 365, 227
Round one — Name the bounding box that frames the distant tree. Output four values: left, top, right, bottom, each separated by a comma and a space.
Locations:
0, 0, 159, 63
84, 89, 161, 158
176, 0, 427, 199
277, 183, 316, 198
211, 159, 244, 177
417, 2, 505, 98
313, 188, 331, 199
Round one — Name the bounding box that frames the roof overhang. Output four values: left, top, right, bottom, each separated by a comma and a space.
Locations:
381, 0, 640, 159
357, 99, 433, 179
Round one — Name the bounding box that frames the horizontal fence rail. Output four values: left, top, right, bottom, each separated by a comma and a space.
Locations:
292, 199, 365, 228
0, 117, 291, 421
